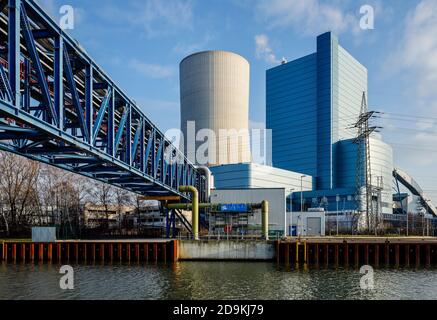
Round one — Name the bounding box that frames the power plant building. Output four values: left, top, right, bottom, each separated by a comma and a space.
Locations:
183, 32, 434, 236
180, 50, 251, 166
266, 32, 394, 214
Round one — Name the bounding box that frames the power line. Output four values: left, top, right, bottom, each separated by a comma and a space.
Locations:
388, 142, 437, 153
379, 115, 437, 125
381, 112, 437, 122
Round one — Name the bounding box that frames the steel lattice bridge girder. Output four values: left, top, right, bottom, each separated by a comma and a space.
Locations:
0, 0, 199, 200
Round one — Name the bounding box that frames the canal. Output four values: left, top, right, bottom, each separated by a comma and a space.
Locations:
1, 262, 437, 300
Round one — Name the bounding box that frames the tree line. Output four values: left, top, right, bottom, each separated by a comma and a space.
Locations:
0, 151, 146, 238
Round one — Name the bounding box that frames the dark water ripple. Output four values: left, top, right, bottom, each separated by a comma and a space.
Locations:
1, 262, 437, 300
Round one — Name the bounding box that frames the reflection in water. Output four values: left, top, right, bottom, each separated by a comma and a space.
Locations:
1, 262, 437, 300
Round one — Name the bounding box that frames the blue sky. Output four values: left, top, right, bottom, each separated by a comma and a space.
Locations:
36, 0, 437, 203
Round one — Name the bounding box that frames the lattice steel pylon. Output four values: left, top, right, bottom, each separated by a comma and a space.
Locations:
352, 92, 381, 234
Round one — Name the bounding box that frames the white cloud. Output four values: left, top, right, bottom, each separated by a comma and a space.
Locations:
173, 34, 214, 56
100, 0, 194, 38
255, 0, 358, 36
255, 34, 281, 64
129, 59, 174, 79
391, 0, 437, 98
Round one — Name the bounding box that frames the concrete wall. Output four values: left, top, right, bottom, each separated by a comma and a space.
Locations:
179, 240, 275, 260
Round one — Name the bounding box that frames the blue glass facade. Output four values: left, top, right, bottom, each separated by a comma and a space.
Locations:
267, 32, 393, 214
316, 32, 336, 190
266, 53, 318, 178
267, 32, 368, 190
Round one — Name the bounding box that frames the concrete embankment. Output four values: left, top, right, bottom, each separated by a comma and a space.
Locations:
178, 240, 275, 261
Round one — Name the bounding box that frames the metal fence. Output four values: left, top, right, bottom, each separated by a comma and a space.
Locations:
325, 213, 437, 236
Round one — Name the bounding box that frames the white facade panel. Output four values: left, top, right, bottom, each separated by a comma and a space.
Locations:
335, 46, 368, 142
369, 136, 394, 215
210, 163, 313, 191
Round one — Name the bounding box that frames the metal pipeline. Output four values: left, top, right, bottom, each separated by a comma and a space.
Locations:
176, 186, 199, 240
250, 201, 269, 240
166, 195, 269, 241
195, 165, 214, 202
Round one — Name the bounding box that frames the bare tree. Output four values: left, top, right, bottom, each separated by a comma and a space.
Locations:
0, 152, 40, 234
90, 182, 115, 230
134, 195, 142, 233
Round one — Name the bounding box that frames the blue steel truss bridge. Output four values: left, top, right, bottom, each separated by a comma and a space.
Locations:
0, 0, 202, 201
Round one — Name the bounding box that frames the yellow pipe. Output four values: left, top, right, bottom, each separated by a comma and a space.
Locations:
166, 197, 269, 241
178, 186, 199, 240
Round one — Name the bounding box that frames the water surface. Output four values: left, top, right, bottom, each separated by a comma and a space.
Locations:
1, 262, 436, 300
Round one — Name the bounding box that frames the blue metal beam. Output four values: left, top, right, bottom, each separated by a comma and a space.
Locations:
131, 118, 143, 162
32, 29, 54, 39
0, 125, 39, 133
144, 129, 155, 175
93, 83, 108, 90
125, 104, 131, 165
0, 133, 43, 140
52, 157, 100, 165
114, 106, 128, 153
85, 65, 93, 141
0, 0, 201, 200
107, 89, 114, 156
20, 2, 58, 125
154, 139, 164, 179
92, 87, 112, 144
63, 45, 89, 142
19, 139, 47, 151
139, 120, 145, 172
54, 36, 63, 130
23, 146, 78, 154
76, 165, 121, 173
8, 0, 20, 106
108, 176, 142, 184
0, 66, 13, 103
23, 59, 30, 111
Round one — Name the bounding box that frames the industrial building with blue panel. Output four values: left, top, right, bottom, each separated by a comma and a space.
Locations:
181, 32, 437, 236
266, 32, 393, 215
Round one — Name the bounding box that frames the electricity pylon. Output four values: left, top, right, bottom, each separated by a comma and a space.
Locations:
352, 92, 381, 234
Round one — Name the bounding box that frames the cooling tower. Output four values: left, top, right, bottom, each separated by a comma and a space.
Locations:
180, 50, 251, 166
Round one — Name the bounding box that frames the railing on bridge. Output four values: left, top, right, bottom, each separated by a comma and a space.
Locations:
0, 0, 201, 200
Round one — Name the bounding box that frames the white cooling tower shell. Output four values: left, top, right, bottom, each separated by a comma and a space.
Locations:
180, 50, 251, 166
